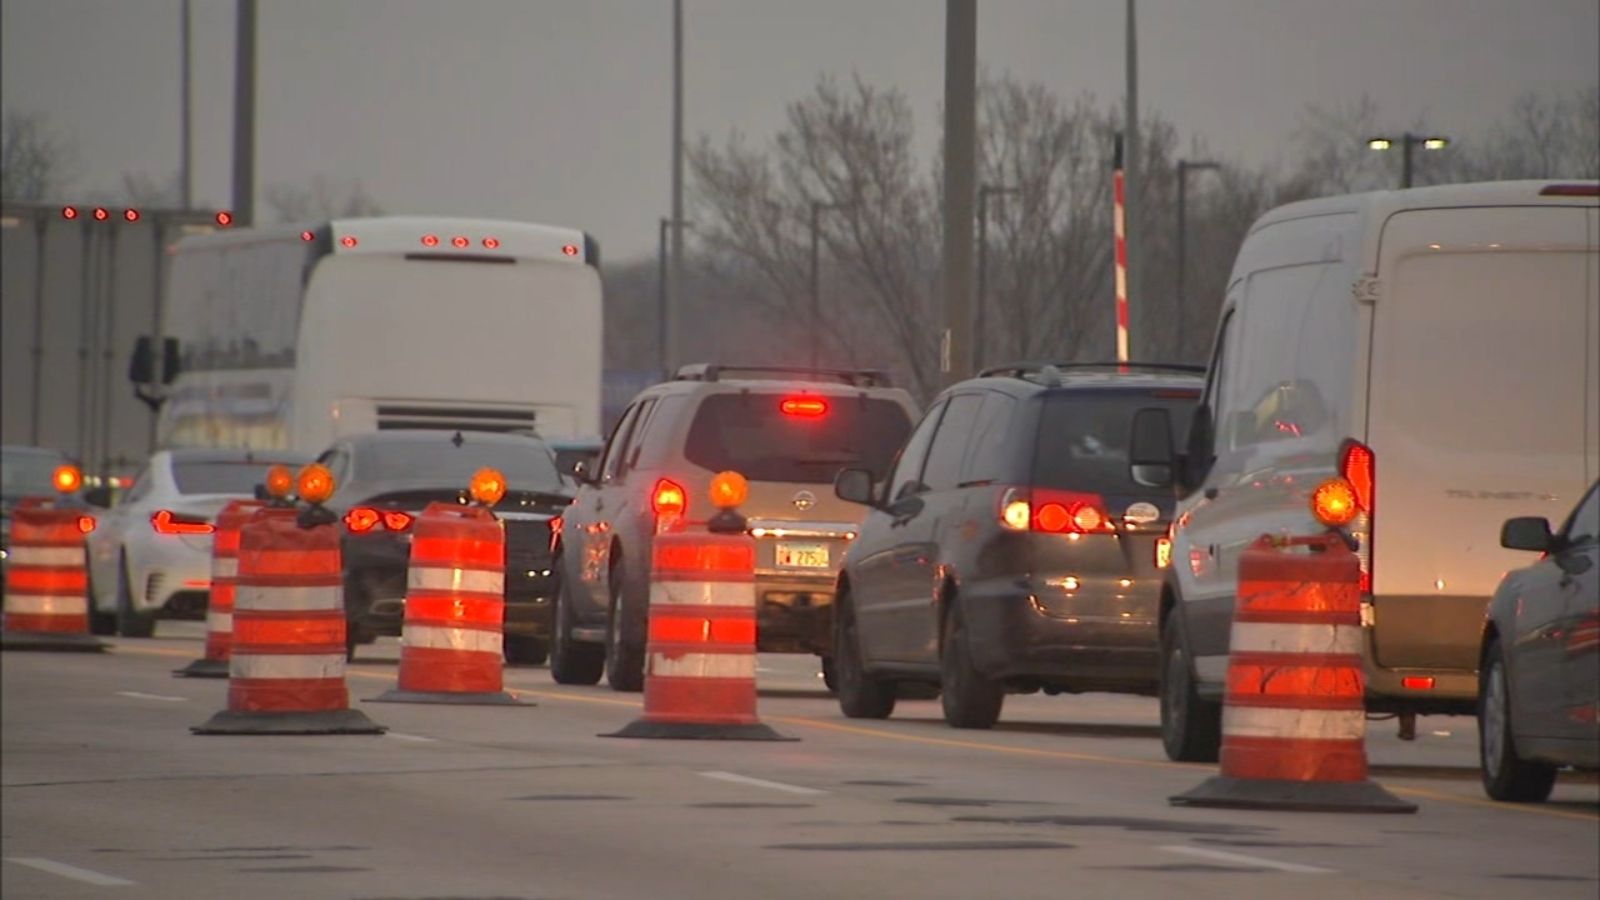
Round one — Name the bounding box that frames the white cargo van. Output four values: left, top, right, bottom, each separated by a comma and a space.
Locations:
1139, 181, 1599, 762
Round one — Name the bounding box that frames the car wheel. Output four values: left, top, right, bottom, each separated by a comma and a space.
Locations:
833, 592, 895, 719
1479, 638, 1557, 803
1159, 609, 1220, 762
940, 601, 1003, 729
114, 555, 155, 638
85, 562, 116, 635
504, 634, 549, 667
550, 569, 604, 685
604, 557, 645, 693
820, 656, 838, 693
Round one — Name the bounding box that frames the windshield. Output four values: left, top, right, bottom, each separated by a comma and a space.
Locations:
2, 450, 66, 501
1033, 390, 1199, 496
683, 394, 913, 484
171, 459, 307, 495
355, 440, 564, 490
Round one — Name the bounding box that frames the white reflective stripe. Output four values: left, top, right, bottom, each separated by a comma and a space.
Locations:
211, 557, 238, 579
649, 580, 755, 608
1230, 622, 1362, 656
235, 584, 342, 611
401, 624, 503, 654
408, 566, 504, 595
230, 653, 345, 680
206, 610, 233, 633
649, 652, 756, 679
2, 595, 87, 615
5, 546, 84, 567
1223, 706, 1366, 741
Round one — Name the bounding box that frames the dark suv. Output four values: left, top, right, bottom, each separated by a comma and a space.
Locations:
831, 363, 1201, 728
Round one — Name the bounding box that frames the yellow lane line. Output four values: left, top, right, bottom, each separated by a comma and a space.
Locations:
1388, 785, 1599, 823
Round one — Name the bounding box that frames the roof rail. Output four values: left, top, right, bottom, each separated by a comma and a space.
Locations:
976, 360, 1207, 380
673, 363, 892, 388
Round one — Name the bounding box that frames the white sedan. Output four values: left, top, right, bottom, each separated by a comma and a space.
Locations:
85, 449, 309, 637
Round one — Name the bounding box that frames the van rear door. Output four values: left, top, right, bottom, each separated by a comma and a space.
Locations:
1365, 204, 1592, 671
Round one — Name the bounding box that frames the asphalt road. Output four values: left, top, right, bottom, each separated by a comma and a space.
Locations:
4, 624, 1597, 899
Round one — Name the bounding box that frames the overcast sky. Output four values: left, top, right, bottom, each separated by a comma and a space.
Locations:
3, 0, 1596, 261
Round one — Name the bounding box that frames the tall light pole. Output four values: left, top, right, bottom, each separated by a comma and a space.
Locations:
975, 183, 1017, 369
231, 0, 256, 226
941, 0, 978, 385
1366, 133, 1450, 189
667, 0, 685, 374
1175, 159, 1219, 361
181, 0, 193, 209
809, 201, 851, 371
657, 217, 691, 379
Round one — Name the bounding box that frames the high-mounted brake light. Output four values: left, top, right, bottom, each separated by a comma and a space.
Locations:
151, 510, 214, 535
1540, 183, 1600, 197
343, 507, 381, 533
780, 397, 828, 417
421, 234, 440, 247
562, 243, 579, 257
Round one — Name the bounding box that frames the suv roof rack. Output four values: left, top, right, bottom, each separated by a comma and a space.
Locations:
674, 363, 892, 388
976, 361, 1206, 382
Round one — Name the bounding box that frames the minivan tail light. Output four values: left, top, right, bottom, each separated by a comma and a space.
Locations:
652, 478, 687, 529
1339, 439, 1375, 594
151, 510, 214, 535
344, 507, 382, 533
996, 487, 1114, 535
381, 510, 414, 532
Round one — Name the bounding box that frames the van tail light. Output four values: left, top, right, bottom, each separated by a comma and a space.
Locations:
150, 510, 215, 535
549, 515, 564, 555
652, 478, 687, 530
343, 507, 382, 533
381, 510, 414, 532
1339, 439, 1375, 594
996, 488, 1114, 535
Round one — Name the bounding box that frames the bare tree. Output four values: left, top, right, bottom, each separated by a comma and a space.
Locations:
1, 110, 80, 201
263, 174, 385, 223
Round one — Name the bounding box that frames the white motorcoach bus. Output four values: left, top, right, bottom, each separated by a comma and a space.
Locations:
136, 217, 602, 454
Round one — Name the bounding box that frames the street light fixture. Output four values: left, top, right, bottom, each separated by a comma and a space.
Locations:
975, 183, 1019, 369
809, 200, 853, 371
1175, 159, 1220, 361
1366, 132, 1451, 188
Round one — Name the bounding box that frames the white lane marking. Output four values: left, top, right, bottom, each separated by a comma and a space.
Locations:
1159, 844, 1334, 875
384, 732, 437, 743
698, 770, 825, 795
6, 857, 136, 886
115, 691, 186, 702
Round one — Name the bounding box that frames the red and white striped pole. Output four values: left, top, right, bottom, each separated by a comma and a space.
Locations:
1113, 132, 1130, 372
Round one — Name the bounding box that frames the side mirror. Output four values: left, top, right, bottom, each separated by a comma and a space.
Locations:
572, 459, 596, 485
81, 486, 113, 509
1129, 408, 1175, 488
161, 337, 181, 384
129, 335, 156, 384
1500, 516, 1553, 553
834, 467, 877, 507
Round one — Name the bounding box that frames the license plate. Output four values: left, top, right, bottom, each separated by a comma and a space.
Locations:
775, 542, 829, 568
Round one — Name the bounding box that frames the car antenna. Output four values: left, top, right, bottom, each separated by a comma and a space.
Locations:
451, 430, 465, 448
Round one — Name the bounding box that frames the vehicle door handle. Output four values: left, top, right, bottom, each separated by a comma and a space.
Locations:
1204, 487, 1219, 500
1208, 544, 1219, 558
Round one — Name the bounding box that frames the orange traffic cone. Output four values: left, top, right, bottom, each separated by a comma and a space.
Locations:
193, 500, 383, 735
1170, 534, 1415, 812
2, 498, 105, 652
605, 525, 791, 741
370, 502, 526, 705
175, 499, 262, 677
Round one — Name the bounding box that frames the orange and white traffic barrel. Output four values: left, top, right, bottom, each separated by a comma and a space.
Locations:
606, 471, 791, 741
175, 499, 263, 677
194, 466, 383, 735
2, 468, 106, 652
1170, 531, 1414, 812
370, 497, 525, 705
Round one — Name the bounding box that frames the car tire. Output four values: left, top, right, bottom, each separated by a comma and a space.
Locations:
85, 563, 116, 636
1479, 638, 1557, 803
820, 656, 838, 694
604, 557, 645, 693
550, 569, 605, 685
114, 556, 156, 638
504, 634, 549, 667
940, 601, 1004, 729
1159, 609, 1220, 762
833, 592, 895, 719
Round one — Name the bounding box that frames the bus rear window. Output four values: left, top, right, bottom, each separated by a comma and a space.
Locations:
684, 394, 912, 484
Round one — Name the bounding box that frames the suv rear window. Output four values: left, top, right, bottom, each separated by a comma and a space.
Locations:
683, 394, 913, 484
1032, 390, 1198, 495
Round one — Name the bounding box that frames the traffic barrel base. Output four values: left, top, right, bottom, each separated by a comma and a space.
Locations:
1168, 534, 1415, 814
602, 529, 794, 742
0, 630, 107, 653
175, 500, 262, 679
192, 708, 385, 736
173, 657, 229, 678
368, 687, 528, 706
1170, 774, 1416, 813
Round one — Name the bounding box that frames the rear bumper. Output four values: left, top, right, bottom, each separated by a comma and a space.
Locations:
754, 573, 835, 654
341, 532, 555, 639
131, 539, 213, 617
960, 575, 1160, 692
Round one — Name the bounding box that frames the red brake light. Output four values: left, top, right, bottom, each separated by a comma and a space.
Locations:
301, 230, 315, 242
1401, 676, 1435, 690
1339, 439, 1375, 593
562, 243, 579, 256
1031, 490, 1113, 534
340, 236, 358, 248
343, 507, 381, 533
421, 234, 440, 247
549, 515, 564, 554
62, 206, 79, 220
482, 237, 500, 249
151, 510, 214, 535
93, 207, 109, 221
451, 235, 469, 248
381, 510, 414, 532
77, 515, 96, 535
123, 208, 141, 222
214, 211, 234, 227
652, 478, 687, 518
780, 397, 828, 417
